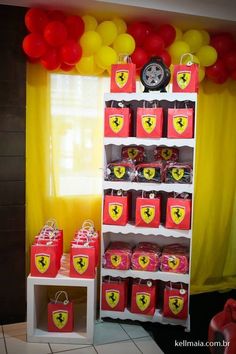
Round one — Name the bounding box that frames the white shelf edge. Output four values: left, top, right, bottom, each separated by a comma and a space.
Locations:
104, 137, 195, 147
100, 308, 188, 327
103, 181, 193, 193
102, 223, 192, 238
101, 268, 190, 283
104, 92, 197, 102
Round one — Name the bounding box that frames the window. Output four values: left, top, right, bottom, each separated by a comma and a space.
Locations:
50, 74, 110, 196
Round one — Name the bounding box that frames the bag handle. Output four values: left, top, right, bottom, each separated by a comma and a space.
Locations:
54, 291, 69, 305
180, 53, 194, 65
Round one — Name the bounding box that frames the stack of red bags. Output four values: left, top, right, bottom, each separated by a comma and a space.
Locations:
70, 220, 99, 279
131, 242, 161, 272
103, 242, 132, 270
160, 244, 189, 274
30, 219, 63, 277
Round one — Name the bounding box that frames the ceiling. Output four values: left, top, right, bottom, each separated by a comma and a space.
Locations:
1, 0, 236, 34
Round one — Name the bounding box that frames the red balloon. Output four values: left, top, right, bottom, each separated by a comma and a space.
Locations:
44, 21, 68, 47
223, 51, 236, 72
158, 50, 171, 67
230, 70, 236, 80
60, 39, 82, 65
22, 33, 47, 58
27, 56, 39, 63
158, 24, 176, 47
25, 8, 48, 33
131, 47, 148, 69
60, 62, 75, 71
210, 33, 234, 57
65, 15, 85, 40
47, 10, 66, 22
144, 33, 165, 55
127, 21, 149, 46
40, 47, 61, 70
205, 59, 228, 84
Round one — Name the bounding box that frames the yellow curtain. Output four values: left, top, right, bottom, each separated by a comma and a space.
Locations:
26, 64, 236, 293
191, 81, 236, 293
26, 64, 107, 268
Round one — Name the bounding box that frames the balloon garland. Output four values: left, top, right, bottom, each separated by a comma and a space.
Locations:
22, 7, 236, 85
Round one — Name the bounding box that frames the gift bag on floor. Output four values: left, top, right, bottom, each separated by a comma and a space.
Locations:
48, 291, 74, 332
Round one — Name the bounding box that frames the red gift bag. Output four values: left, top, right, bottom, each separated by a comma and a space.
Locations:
163, 284, 188, 319
101, 277, 128, 312
135, 194, 161, 228
130, 279, 156, 316
30, 240, 59, 277
104, 107, 131, 137
69, 242, 96, 278
103, 194, 129, 226
167, 108, 194, 138
110, 59, 136, 93
172, 54, 199, 93
48, 291, 74, 332
165, 196, 191, 230
136, 107, 163, 138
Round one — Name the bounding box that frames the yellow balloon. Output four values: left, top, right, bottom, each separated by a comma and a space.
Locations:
112, 17, 127, 34
200, 30, 210, 45
113, 33, 136, 56
80, 31, 102, 56
174, 26, 183, 41
76, 56, 95, 75
196, 45, 218, 67
96, 21, 118, 45
168, 40, 190, 64
82, 15, 98, 31
183, 29, 203, 53
95, 45, 118, 70
199, 66, 205, 82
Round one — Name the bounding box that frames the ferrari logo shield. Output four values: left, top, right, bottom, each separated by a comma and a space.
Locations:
115, 70, 129, 88
169, 296, 184, 315
177, 71, 191, 89
73, 255, 89, 274
140, 205, 155, 224
141, 115, 156, 134
105, 290, 120, 308
173, 115, 188, 134
136, 292, 151, 311
168, 256, 180, 270
138, 255, 150, 269
109, 115, 124, 133
108, 202, 123, 221
171, 168, 184, 181
35, 254, 50, 273
113, 166, 126, 179
143, 167, 155, 180
161, 148, 172, 160
110, 254, 121, 267
128, 148, 138, 159
171, 206, 185, 224
52, 310, 68, 329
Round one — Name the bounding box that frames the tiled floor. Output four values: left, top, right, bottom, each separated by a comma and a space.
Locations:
1, 321, 164, 354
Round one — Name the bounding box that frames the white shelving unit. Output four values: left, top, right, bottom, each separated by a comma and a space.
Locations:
27, 254, 97, 344
100, 92, 197, 330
